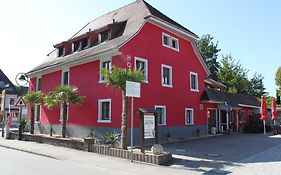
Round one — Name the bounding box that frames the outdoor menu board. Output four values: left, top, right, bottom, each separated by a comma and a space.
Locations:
144, 114, 155, 139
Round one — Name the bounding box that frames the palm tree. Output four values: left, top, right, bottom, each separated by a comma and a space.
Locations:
101, 66, 144, 150
44, 85, 85, 138
24, 91, 44, 134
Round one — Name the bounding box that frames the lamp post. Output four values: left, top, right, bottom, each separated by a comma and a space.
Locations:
15, 73, 28, 140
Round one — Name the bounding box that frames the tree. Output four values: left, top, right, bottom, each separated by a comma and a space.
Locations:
24, 91, 44, 134
197, 34, 221, 81
275, 66, 281, 93
218, 54, 250, 95
44, 85, 85, 138
101, 66, 144, 150
248, 73, 267, 98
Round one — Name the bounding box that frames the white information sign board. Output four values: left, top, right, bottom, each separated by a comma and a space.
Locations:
126, 81, 140, 98
144, 114, 155, 139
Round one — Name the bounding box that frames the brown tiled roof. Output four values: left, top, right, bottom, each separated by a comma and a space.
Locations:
201, 88, 260, 108
27, 0, 199, 76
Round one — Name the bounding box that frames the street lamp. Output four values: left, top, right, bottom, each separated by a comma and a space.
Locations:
15, 73, 29, 140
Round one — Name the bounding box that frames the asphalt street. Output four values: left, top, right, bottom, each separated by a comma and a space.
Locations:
0, 133, 281, 175
164, 133, 281, 174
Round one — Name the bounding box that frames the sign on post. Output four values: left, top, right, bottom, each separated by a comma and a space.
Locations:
126, 81, 140, 98
144, 114, 155, 139
15, 96, 26, 107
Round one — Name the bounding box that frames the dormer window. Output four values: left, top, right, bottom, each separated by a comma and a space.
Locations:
73, 41, 81, 52
81, 38, 89, 50
99, 30, 110, 43
58, 47, 65, 57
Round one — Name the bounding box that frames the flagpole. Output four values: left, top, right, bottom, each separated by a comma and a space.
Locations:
263, 120, 266, 135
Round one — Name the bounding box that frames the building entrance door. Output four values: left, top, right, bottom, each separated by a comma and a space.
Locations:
208, 109, 217, 134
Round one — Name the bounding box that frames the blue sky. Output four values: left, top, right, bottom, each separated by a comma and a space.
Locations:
0, 0, 280, 96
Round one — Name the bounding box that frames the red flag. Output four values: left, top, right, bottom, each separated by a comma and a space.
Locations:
272, 98, 277, 120
260, 96, 267, 120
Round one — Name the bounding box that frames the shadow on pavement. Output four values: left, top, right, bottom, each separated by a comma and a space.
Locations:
161, 133, 281, 174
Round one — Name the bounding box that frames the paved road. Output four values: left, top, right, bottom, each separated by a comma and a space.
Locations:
164, 133, 281, 174
1, 133, 281, 175
0, 142, 197, 175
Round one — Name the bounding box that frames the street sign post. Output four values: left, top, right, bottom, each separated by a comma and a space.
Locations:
125, 81, 141, 162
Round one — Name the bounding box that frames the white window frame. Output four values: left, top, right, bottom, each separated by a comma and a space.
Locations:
190, 72, 199, 92
161, 64, 173, 88
134, 57, 148, 83
185, 108, 194, 125
36, 75, 42, 92
171, 37, 179, 51
99, 58, 112, 83
155, 105, 166, 125
162, 33, 171, 48
61, 67, 70, 85
98, 99, 111, 123
162, 33, 179, 52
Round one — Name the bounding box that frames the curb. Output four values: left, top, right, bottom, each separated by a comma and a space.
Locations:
0, 144, 59, 160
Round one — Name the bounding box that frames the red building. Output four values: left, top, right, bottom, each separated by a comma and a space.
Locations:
27, 0, 259, 142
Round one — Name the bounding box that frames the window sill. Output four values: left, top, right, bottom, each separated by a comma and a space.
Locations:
185, 123, 194, 126
190, 89, 199, 92
162, 84, 173, 88
171, 47, 179, 52
162, 44, 171, 48
97, 120, 111, 123
158, 124, 166, 126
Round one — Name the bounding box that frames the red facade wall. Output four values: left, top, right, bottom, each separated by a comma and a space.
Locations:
119, 22, 208, 127
30, 22, 209, 128
40, 71, 61, 124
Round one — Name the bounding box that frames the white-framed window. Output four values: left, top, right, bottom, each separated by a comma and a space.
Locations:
98, 99, 111, 123
36, 77, 42, 92
99, 58, 112, 82
61, 68, 70, 85
162, 33, 170, 48
155, 105, 166, 125
171, 37, 179, 51
185, 108, 194, 125
190, 72, 199, 92
134, 57, 148, 82
162, 33, 179, 51
161, 64, 172, 87
9, 98, 15, 105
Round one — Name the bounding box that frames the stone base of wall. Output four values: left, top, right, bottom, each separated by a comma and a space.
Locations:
9, 132, 172, 165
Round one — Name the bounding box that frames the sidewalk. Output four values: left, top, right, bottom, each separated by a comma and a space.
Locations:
0, 136, 201, 175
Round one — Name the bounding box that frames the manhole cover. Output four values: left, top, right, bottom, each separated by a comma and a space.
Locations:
175, 149, 188, 152
205, 153, 223, 157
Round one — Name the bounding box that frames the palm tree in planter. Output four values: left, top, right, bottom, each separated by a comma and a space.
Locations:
44, 85, 85, 138
24, 91, 44, 134
101, 66, 144, 150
